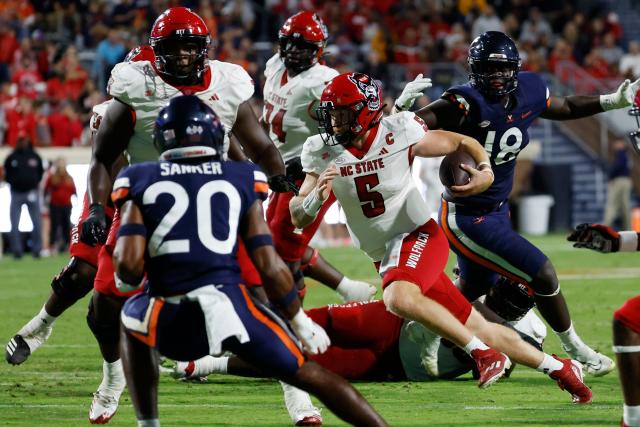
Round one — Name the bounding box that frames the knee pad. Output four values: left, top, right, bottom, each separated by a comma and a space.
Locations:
300, 248, 319, 277
51, 257, 95, 302
86, 297, 120, 346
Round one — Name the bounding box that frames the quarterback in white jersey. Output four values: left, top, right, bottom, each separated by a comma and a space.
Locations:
291, 72, 594, 403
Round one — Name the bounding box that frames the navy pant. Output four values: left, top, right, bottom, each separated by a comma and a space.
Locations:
439, 199, 547, 291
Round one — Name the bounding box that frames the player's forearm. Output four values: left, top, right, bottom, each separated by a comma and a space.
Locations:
542, 95, 603, 120
289, 195, 318, 229
459, 136, 491, 166
255, 142, 286, 177
87, 158, 114, 206
113, 236, 145, 284
252, 247, 301, 319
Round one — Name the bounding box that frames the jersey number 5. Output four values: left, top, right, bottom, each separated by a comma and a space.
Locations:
143, 180, 241, 257
264, 101, 287, 143
354, 174, 385, 218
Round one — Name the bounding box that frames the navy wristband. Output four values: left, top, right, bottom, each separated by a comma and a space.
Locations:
273, 285, 298, 308
117, 224, 147, 238
244, 234, 273, 252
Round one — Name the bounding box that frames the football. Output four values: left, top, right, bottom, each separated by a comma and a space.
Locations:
439, 150, 477, 188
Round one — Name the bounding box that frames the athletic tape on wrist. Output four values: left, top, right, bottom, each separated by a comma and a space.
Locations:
618, 231, 639, 252
302, 189, 323, 217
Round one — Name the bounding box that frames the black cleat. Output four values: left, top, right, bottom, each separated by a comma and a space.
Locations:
6, 335, 31, 365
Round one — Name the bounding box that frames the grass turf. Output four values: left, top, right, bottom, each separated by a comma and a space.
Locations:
0, 234, 636, 426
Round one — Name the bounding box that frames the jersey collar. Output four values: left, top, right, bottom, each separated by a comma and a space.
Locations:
345, 124, 379, 159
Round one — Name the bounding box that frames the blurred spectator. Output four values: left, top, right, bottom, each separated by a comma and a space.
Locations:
471, 6, 503, 40
11, 52, 43, 99
584, 48, 611, 79
5, 97, 37, 147
93, 30, 125, 93
44, 157, 75, 253
47, 102, 83, 147
4, 134, 43, 259
519, 7, 552, 46
0, 23, 19, 83
46, 46, 89, 102
603, 140, 633, 230
110, 0, 138, 28
600, 32, 624, 66
620, 41, 640, 80
548, 38, 577, 74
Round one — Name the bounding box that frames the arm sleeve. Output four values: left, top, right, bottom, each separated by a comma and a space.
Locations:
301, 137, 328, 175
110, 166, 136, 208
402, 112, 429, 146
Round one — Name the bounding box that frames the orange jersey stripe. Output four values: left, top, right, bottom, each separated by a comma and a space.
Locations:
239, 285, 304, 366
439, 200, 529, 285
254, 182, 269, 193
130, 299, 165, 347
111, 188, 129, 204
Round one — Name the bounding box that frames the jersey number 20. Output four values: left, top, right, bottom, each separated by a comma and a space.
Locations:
143, 180, 240, 257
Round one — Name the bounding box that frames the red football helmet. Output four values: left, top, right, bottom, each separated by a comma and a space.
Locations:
278, 11, 328, 74
149, 7, 210, 82
124, 45, 155, 63
317, 72, 384, 146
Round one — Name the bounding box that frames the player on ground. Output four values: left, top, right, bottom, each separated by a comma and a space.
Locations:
395, 31, 627, 375
112, 95, 387, 427
290, 72, 592, 402
262, 11, 375, 302
173, 277, 547, 382
3, 46, 155, 365
79, 8, 302, 424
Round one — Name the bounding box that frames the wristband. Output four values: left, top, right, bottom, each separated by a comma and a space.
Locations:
244, 234, 273, 252
273, 285, 298, 309
618, 231, 639, 252
302, 189, 323, 217
599, 93, 617, 111
117, 224, 147, 238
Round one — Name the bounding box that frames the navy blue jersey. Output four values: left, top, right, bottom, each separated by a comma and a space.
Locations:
442, 72, 549, 206
112, 160, 269, 297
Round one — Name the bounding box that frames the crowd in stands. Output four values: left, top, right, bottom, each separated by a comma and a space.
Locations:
0, 0, 637, 148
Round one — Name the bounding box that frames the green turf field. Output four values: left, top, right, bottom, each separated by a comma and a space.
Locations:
0, 234, 637, 426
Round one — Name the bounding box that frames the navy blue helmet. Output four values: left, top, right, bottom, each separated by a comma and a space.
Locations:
468, 31, 521, 98
153, 95, 225, 161
485, 276, 535, 322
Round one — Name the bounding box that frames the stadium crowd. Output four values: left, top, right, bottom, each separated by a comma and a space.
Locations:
0, 0, 637, 148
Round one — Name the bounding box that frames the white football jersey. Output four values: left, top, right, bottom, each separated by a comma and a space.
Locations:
108, 60, 254, 164
301, 112, 430, 261
262, 53, 338, 162
89, 100, 111, 134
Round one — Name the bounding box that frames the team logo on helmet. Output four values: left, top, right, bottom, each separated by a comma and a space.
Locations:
348, 73, 380, 112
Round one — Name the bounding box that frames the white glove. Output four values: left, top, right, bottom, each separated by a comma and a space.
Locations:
394, 73, 432, 112
289, 309, 330, 354
600, 78, 640, 111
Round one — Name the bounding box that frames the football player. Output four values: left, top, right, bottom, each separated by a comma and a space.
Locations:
567, 227, 640, 424
262, 11, 375, 303
79, 8, 304, 424
173, 277, 547, 382
113, 95, 387, 427
4, 46, 154, 367
290, 72, 592, 402
395, 31, 628, 376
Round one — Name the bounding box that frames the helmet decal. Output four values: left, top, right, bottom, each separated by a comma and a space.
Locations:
348, 73, 381, 112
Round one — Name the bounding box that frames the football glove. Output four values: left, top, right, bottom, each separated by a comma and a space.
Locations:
289, 309, 330, 355
600, 78, 640, 111
269, 174, 300, 195
394, 73, 432, 112
567, 223, 620, 253
285, 157, 305, 181
80, 203, 108, 246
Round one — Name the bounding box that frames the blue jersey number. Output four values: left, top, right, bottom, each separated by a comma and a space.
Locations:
142, 180, 241, 257
484, 127, 523, 165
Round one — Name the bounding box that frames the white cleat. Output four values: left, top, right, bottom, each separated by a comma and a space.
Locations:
281, 382, 323, 426
404, 321, 440, 378
562, 344, 616, 377
89, 390, 119, 424
336, 278, 377, 302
